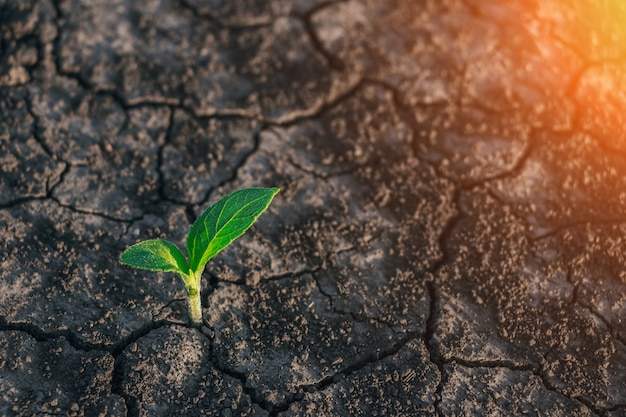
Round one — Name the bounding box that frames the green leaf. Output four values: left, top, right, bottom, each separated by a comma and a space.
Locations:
120, 238, 189, 275
187, 187, 279, 273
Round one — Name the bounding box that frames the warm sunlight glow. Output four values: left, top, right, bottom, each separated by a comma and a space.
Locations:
536, 0, 626, 61
534, 0, 626, 151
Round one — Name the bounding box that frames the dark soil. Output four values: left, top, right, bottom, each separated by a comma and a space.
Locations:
2, 0, 626, 416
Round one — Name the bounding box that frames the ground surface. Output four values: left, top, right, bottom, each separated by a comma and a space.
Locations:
1, 0, 626, 416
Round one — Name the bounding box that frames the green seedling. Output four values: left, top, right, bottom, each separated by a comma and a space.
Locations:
119, 187, 279, 327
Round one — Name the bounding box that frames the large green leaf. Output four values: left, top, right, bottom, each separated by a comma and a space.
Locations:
187, 187, 279, 272
120, 238, 189, 275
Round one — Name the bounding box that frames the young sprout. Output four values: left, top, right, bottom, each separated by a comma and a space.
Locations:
119, 187, 279, 327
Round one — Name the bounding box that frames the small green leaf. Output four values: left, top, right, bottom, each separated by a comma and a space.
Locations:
187, 187, 279, 273
120, 238, 189, 275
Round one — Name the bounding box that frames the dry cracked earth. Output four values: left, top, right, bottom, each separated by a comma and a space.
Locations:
2, 0, 626, 416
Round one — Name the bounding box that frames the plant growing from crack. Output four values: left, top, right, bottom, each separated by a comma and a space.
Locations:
119, 187, 279, 327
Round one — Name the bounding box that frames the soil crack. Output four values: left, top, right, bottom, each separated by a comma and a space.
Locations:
268, 331, 420, 415
195, 125, 263, 209
300, 12, 344, 71
424, 281, 445, 417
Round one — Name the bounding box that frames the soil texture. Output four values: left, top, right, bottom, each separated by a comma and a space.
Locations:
1, 0, 626, 416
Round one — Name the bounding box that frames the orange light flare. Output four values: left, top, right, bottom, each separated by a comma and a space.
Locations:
532, 0, 626, 152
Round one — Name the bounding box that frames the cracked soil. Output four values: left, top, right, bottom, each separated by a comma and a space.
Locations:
2, 0, 626, 416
